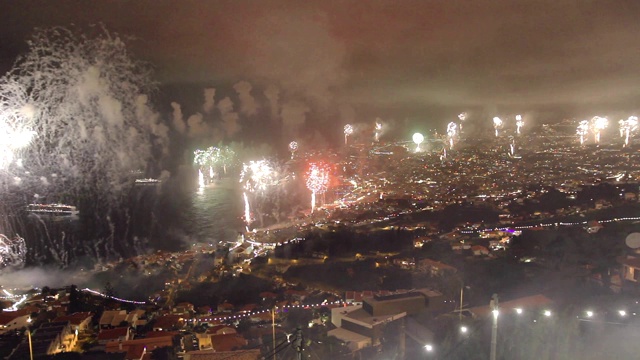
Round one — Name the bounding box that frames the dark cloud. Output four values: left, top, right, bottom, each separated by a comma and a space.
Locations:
1, 0, 639, 120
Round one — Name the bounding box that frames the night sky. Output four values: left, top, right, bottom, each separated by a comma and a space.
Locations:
1, 0, 639, 127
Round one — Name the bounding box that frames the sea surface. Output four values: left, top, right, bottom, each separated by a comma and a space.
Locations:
18, 177, 244, 268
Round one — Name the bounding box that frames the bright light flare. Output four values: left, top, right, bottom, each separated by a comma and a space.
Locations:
493, 117, 503, 137
0, 118, 36, 169
412, 132, 424, 152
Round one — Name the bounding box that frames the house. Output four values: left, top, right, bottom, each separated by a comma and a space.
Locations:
208, 333, 248, 352
97, 327, 131, 345
105, 335, 175, 360
416, 258, 457, 276
99, 310, 139, 329
330, 289, 444, 350
0, 309, 31, 334
53, 312, 93, 333
471, 245, 490, 256
183, 349, 261, 360
173, 302, 195, 315
8, 321, 75, 359
217, 302, 234, 313
153, 315, 185, 331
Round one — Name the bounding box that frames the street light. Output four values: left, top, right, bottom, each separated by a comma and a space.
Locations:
424, 344, 433, 352
586, 311, 594, 318
544, 310, 552, 317
619, 310, 627, 317
490, 294, 499, 360
460, 326, 468, 334
515, 308, 523, 315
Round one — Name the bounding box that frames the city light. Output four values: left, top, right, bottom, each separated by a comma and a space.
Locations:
544, 310, 552, 317
515, 308, 523, 314
586, 311, 594, 318
460, 326, 468, 333
619, 310, 627, 317
424, 344, 433, 352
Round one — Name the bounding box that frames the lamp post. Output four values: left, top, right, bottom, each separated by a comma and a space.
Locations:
490, 294, 499, 360
27, 329, 34, 360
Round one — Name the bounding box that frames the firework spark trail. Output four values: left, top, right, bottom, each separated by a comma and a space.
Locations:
619, 116, 638, 147
515, 114, 524, 135
458, 112, 467, 132
374, 120, 383, 142
590, 116, 608, 144
305, 162, 330, 213
493, 117, 503, 137
577, 120, 589, 145
344, 124, 353, 145
240, 160, 278, 226
288, 141, 298, 159
0, 234, 26, 268
446, 122, 457, 150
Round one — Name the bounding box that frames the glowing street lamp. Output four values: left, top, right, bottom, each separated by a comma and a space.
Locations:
424, 344, 433, 352
412, 132, 424, 152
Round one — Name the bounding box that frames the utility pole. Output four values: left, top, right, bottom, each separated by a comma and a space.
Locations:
293, 328, 304, 360
399, 317, 406, 360
27, 329, 34, 360
459, 282, 464, 323
272, 307, 277, 360
490, 294, 499, 360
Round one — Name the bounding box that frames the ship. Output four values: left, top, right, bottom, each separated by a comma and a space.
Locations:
134, 178, 162, 185
26, 203, 79, 216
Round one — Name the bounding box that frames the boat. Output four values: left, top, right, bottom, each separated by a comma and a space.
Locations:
135, 178, 162, 185
26, 203, 79, 216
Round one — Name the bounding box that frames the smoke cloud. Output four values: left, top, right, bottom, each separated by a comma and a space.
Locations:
280, 101, 309, 140
264, 84, 280, 125
217, 97, 240, 137
233, 80, 258, 116
171, 102, 186, 134
203, 88, 216, 114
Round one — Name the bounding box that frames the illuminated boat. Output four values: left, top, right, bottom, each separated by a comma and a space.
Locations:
135, 178, 162, 185
26, 203, 79, 216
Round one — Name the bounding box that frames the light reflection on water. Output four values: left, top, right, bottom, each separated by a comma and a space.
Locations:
185, 179, 244, 244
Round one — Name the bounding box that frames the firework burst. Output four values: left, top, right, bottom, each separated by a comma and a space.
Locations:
577, 120, 589, 145
305, 161, 330, 213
